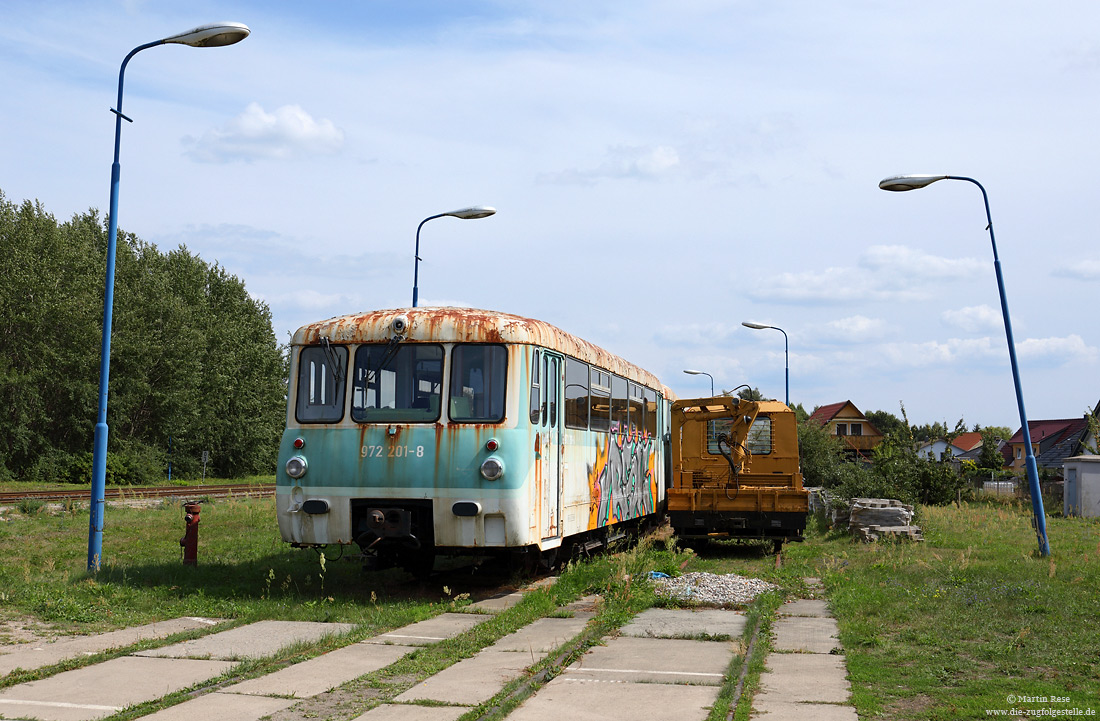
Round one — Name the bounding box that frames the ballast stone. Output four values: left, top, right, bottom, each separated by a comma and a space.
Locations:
652, 572, 778, 606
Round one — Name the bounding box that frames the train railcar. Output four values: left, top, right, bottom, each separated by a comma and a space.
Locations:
276, 307, 672, 571
668, 396, 808, 551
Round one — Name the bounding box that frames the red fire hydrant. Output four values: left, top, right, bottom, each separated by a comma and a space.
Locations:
180, 503, 201, 566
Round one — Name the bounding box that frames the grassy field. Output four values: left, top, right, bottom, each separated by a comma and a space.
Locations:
779, 501, 1100, 720
1, 490, 1097, 720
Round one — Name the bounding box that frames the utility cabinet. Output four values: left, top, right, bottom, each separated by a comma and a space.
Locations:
1063, 455, 1100, 518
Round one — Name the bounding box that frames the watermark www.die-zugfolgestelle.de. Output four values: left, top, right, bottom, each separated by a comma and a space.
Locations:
985, 695, 1097, 717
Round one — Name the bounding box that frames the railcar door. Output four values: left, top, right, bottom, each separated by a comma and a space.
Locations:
540, 351, 563, 540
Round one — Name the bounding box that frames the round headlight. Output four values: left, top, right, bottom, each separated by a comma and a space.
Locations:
480, 457, 504, 481
285, 455, 308, 479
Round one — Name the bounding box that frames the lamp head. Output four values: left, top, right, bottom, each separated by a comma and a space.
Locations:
879, 174, 948, 192
447, 205, 496, 220
163, 22, 251, 48
683, 369, 704, 376
742, 321, 769, 330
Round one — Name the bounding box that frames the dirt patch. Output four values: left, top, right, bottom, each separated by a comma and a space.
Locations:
883, 693, 935, 719
0, 614, 63, 649
268, 685, 384, 721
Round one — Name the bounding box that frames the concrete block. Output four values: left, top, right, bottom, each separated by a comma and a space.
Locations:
365, 613, 490, 647
620, 608, 746, 639
0, 617, 222, 676
564, 636, 732, 686
140, 692, 296, 721
771, 616, 841, 654
0, 656, 234, 721
394, 650, 535, 705
135, 621, 354, 661
508, 675, 719, 721
222, 642, 411, 698
758, 654, 850, 703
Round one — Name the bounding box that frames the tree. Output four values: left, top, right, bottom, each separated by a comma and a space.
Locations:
977, 429, 1007, 470
0, 189, 286, 483
865, 409, 906, 438
732, 386, 770, 401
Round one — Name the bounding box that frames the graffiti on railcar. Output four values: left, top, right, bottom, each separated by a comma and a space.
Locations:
588, 429, 657, 528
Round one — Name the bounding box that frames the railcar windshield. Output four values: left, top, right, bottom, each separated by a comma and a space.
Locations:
449, 344, 507, 422
708, 416, 773, 455
351, 344, 444, 423
296, 345, 347, 423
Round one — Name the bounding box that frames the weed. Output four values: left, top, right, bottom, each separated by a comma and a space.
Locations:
17, 498, 45, 516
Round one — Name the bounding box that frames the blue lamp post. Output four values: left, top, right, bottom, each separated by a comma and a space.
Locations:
879, 173, 1050, 557
742, 321, 789, 407
412, 206, 496, 308
682, 369, 715, 396
88, 22, 250, 572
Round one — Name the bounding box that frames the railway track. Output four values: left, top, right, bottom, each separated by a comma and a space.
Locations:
0, 483, 275, 505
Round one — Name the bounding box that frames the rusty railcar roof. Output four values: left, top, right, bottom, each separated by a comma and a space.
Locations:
293, 307, 670, 393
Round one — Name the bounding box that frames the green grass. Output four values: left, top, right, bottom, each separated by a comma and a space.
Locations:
0, 496, 442, 634
776, 501, 1100, 720
13, 491, 1092, 720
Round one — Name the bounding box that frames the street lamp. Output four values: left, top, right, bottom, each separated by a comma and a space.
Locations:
682, 369, 714, 396
879, 173, 1051, 557
742, 321, 789, 407
412, 206, 496, 307
88, 22, 250, 572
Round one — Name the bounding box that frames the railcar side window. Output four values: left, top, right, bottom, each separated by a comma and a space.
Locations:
351, 344, 443, 423
295, 345, 347, 423
745, 416, 773, 454
644, 388, 658, 437
628, 382, 646, 435
529, 350, 541, 424
611, 375, 629, 433
564, 357, 589, 429
590, 369, 611, 432
450, 344, 507, 423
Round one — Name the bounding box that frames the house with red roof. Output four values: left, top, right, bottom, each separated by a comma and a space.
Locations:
808, 400, 884, 459
917, 431, 984, 461
1008, 417, 1091, 472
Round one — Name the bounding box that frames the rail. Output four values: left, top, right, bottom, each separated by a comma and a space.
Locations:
0, 483, 275, 505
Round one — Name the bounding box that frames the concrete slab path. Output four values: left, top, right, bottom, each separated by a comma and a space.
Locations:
0, 656, 235, 721
563, 635, 732, 685
363, 613, 490, 647
751, 582, 858, 721
134, 620, 355, 660
621, 607, 747, 639
0, 618, 222, 676
509, 676, 721, 721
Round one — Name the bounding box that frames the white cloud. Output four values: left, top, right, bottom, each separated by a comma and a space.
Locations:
941, 304, 1002, 333
750, 245, 984, 305
819, 315, 890, 342
183, 103, 344, 163
539, 144, 681, 185
653, 321, 740, 348
878, 337, 1000, 368
1051, 259, 1100, 280
859, 245, 985, 281
1016, 334, 1098, 363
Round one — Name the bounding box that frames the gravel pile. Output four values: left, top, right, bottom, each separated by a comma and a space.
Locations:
652, 572, 778, 606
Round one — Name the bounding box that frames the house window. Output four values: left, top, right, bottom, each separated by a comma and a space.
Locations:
850, 423, 862, 436
1015, 447, 1022, 460
835, 423, 848, 436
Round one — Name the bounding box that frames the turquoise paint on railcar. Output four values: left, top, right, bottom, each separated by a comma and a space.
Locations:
276, 424, 533, 492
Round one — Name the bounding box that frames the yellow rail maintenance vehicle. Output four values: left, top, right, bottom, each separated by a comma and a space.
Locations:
668, 396, 808, 551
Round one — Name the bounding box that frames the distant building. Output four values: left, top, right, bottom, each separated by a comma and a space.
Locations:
808, 400, 884, 460
917, 431, 984, 461
1008, 417, 1091, 474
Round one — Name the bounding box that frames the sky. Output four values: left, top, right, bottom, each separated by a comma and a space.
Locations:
2, 0, 1098, 431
